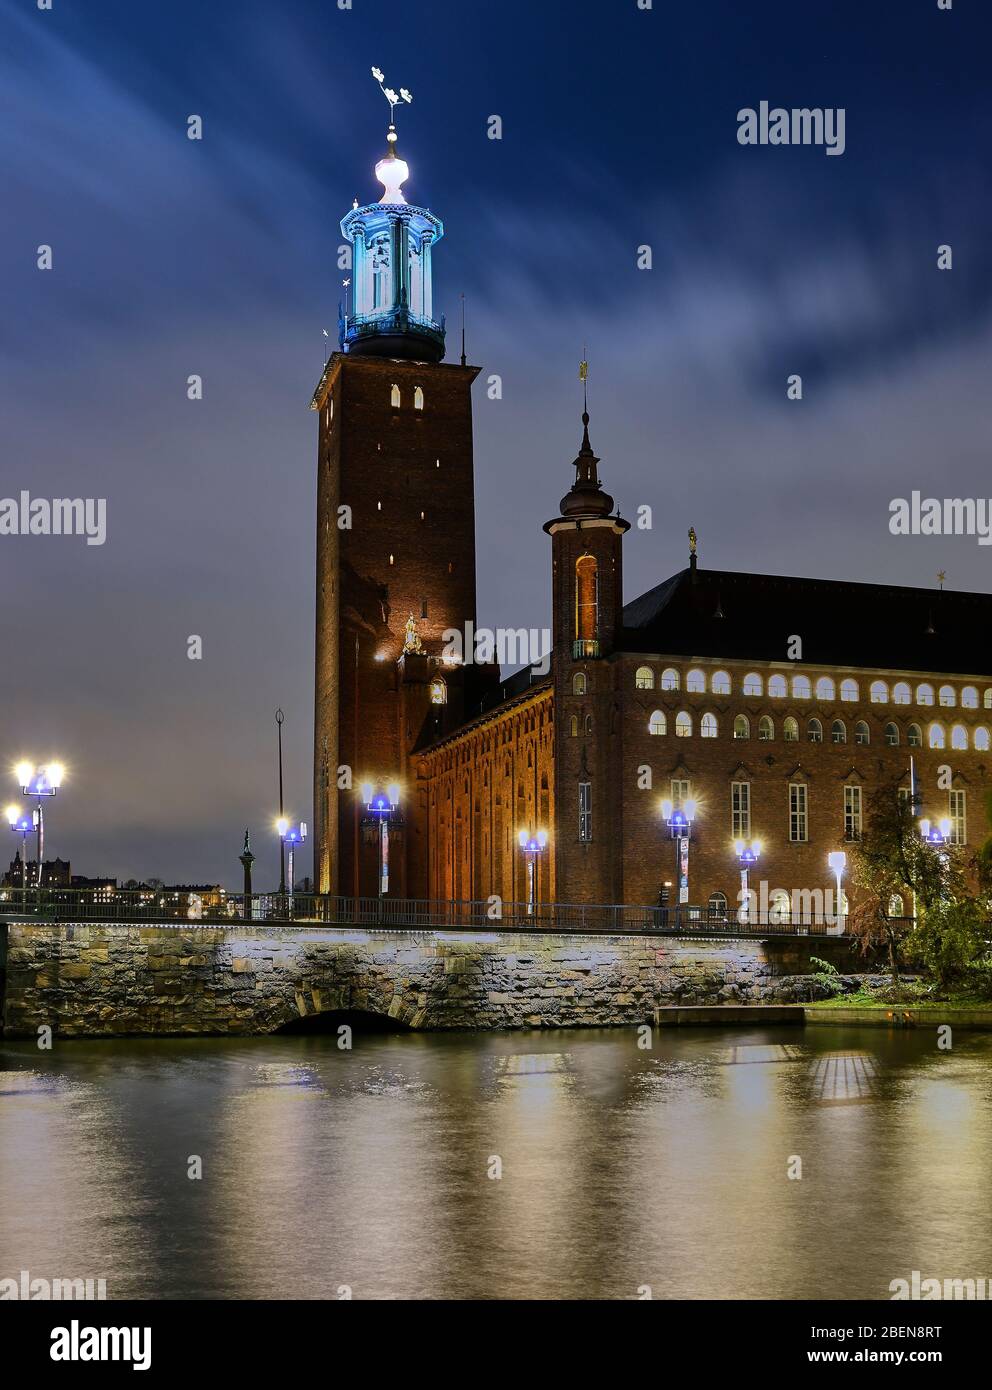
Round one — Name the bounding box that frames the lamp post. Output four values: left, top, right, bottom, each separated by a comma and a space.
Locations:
276, 819, 307, 918
5, 804, 32, 908
361, 782, 400, 920
661, 797, 697, 915
14, 761, 64, 890
735, 839, 762, 925
275, 709, 286, 895
827, 850, 847, 933
517, 829, 548, 916
919, 816, 951, 877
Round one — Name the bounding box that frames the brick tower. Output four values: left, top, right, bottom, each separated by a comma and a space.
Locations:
544, 407, 629, 903
312, 97, 484, 897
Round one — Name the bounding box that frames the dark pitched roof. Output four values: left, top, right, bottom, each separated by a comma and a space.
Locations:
620, 567, 992, 677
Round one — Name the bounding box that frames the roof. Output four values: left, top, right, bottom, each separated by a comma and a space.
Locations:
620, 566, 992, 677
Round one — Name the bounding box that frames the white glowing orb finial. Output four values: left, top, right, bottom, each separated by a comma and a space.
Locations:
371, 66, 413, 204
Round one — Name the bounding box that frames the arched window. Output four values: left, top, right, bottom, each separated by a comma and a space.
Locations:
907, 723, 923, 748
708, 891, 728, 920
928, 722, 946, 750
985, 688, 992, 710
951, 724, 968, 750
792, 675, 811, 700
584, 714, 594, 735
429, 677, 447, 705
962, 686, 979, 709
712, 670, 731, 695
916, 683, 934, 706
413, 385, 424, 410
831, 719, 846, 744
649, 710, 666, 736
855, 720, 870, 745
686, 668, 706, 693
840, 679, 858, 702
661, 668, 680, 692
808, 718, 823, 743
390, 383, 401, 407
733, 714, 750, 740
574, 555, 598, 653
675, 711, 692, 738
770, 889, 791, 925
893, 681, 911, 705
784, 716, 799, 742
884, 722, 899, 746
768, 674, 787, 699
635, 666, 654, 690
758, 715, 774, 741
887, 893, 905, 919
743, 672, 762, 696
569, 715, 578, 737
572, 672, 587, 695
939, 685, 956, 708
975, 727, 990, 751
870, 680, 888, 704
816, 677, 835, 701
701, 712, 718, 738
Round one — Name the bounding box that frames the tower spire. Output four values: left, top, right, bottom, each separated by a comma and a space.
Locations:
558, 357, 613, 519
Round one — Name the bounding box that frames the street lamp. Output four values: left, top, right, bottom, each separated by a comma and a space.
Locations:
5, 804, 32, 906
361, 782, 401, 918
517, 829, 548, 916
661, 797, 697, 910
276, 818, 307, 917
919, 817, 951, 847
827, 850, 847, 933
735, 839, 762, 925
14, 761, 64, 889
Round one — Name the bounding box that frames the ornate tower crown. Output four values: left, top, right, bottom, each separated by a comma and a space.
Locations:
338, 68, 446, 362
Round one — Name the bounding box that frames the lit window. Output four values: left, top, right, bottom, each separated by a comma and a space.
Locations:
784, 716, 799, 742
573, 672, 587, 695
390, 383, 401, 407
701, 712, 718, 738
675, 711, 692, 738
840, 679, 858, 702
939, 685, 956, 708
731, 781, 751, 838
985, 688, 992, 710
883, 722, 898, 746
574, 555, 599, 652
928, 723, 945, 750
712, 670, 731, 696
951, 724, 968, 750
976, 727, 991, 751
949, 789, 967, 845
414, 386, 424, 410
758, 715, 773, 741
635, 666, 654, 690
855, 720, 870, 745
844, 785, 862, 840
908, 723, 923, 748
661, 668, 680, 692
670, 780, 690, 810
962, 686, 978, 710
708, 892, 728, 920
743, 672, 762, 697
888, 893, 905, 918
733, 714, 750, 740
429, 678, 447, 705
917, 683, 934, 706
585, 714, 593, 735
792, 675, 811, 700
870, 680, 888, 704
579, 782, 592, 842
569, 715, 578, 737
648, 710, 666, 736
789, 783, 808, 842
893, 682, 911, 705
686, 668, 706, 693
816, 677, 835, 701
808, 718, 822, 743
768, 674, 787, 698
831, 719, 846, 744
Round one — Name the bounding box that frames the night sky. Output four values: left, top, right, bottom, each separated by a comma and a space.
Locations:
2, 0, 990, 887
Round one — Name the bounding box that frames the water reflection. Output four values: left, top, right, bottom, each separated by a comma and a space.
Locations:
1, 1026, 991, 1300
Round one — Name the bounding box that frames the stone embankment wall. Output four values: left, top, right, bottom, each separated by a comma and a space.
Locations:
0, 922, 868, 1037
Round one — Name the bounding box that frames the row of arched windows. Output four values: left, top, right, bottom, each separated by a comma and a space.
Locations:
634, 666, 992, 710
646, 709, 991, 751
390, 383, 425, 410
705, 890, 907, 920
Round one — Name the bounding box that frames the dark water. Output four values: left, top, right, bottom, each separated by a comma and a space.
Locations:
1, 1024, 991, 1300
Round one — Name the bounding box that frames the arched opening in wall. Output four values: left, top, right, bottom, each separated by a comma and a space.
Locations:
574, 554, 599, 654
273, 1008, 412, 1035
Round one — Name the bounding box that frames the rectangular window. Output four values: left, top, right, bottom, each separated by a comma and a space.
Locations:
897, 786, 911, 812
671, 779, 690, 811
949, 789, 967, 845
789, 783, 808, 842
578, 781, 592, 843
844, 784, 862, 841
731, 781, 751, 839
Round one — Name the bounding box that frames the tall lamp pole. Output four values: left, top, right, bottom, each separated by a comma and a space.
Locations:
5, 805, 32, 908
735, 839, 762, 925
277, 819, 307, 919
275, 709, 286, 894
361, 782, 400, 921
15, 762, 64, 890
661, 797, 697, 914
517, 829, 548, 916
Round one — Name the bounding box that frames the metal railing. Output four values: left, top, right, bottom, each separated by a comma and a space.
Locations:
0, 887, 870, 937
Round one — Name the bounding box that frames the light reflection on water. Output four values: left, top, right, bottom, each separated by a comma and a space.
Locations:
1, 1025, 991, 1300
